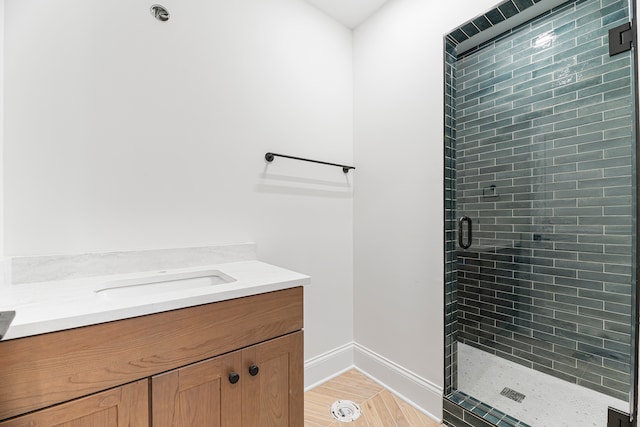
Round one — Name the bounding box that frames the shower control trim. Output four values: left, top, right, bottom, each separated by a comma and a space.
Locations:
458, 216, 472, 250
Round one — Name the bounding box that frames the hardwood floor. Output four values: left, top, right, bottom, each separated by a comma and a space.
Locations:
304, 369, 442, 427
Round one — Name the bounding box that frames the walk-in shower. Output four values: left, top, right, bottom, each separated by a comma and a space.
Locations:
443, 1, 638, 426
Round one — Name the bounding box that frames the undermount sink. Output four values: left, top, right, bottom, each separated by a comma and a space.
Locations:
95, 269, 236, 299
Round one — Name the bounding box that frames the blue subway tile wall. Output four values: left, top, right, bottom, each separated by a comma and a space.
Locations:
453, 0, 633, 403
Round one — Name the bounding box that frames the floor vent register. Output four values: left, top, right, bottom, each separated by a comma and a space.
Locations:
330, 400, 362, 422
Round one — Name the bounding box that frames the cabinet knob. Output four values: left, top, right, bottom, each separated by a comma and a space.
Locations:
229, 372, 240, 384
249, 364, 260, 376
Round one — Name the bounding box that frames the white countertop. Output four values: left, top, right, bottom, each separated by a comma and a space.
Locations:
0, 260, 309, 340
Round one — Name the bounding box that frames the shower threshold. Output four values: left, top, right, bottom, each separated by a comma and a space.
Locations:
457, 343, 628, 427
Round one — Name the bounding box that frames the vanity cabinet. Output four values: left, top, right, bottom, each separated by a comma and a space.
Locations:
152, 331, 302, 427
0, 287, 303, 427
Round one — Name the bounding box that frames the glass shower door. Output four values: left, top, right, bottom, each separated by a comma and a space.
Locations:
444, 0, 637, 426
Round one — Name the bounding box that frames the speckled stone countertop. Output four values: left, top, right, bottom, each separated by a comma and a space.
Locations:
0, 244, 309, 340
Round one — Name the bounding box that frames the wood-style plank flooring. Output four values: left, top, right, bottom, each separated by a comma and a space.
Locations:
304, 369, 442, 427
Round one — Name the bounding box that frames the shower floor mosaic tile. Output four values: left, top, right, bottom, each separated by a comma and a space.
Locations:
457, 343, 628, 426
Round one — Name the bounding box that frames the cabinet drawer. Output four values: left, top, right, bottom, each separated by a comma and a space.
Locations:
0, 287, 303, 421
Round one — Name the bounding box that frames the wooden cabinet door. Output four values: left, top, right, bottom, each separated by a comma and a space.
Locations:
0, 379, 148, 427
151, 350, 242, 427
241, 331, 303, 427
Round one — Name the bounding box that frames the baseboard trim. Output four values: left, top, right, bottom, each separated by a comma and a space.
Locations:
304, 341, 444, 421
304, 341, 355, 391
353, 342, 444, 421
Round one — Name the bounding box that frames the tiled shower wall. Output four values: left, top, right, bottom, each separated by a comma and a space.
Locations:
454, 0, 633, 401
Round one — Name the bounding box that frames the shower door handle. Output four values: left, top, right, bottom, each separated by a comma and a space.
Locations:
458, 216, 472, 249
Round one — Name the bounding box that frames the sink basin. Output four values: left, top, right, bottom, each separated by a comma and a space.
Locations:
95, 269, 236, 299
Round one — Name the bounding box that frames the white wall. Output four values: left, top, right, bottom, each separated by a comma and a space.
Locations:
353, 0, 502, 417
4, 0, 353, 369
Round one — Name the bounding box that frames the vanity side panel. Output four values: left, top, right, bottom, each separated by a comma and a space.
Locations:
0, 287, 303, 421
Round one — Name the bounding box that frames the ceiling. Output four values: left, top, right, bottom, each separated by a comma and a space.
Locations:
304, 0, 391, 29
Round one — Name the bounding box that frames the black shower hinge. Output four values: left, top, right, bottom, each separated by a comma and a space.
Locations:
609, 21, 635, 56
608, 407, 632, 427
